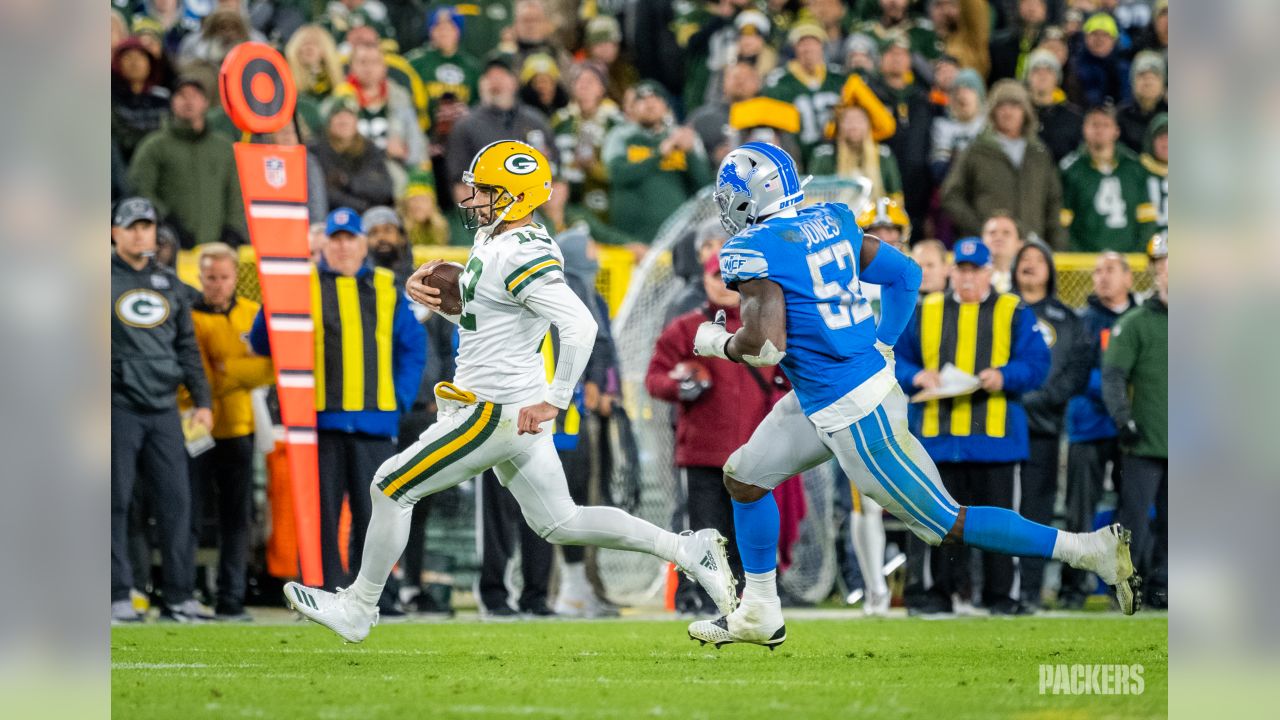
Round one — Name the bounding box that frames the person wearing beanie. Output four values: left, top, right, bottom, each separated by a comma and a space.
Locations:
941, 79, 1065, 247
843, 32, 881, 77
362, 205, 415, 285
397, 170, 450, 246
1138, 112, 1168, 239
518, 52, 569, 117
1116, 50, 1167, 154
582, 14, 639, 104
406, 7, 481, 128
1060, 105, 1153, 252
1070, 13, 1131, 108
930, 68, 986, 183
1023, 46, 1084, 162
1010, 237, 1090, 611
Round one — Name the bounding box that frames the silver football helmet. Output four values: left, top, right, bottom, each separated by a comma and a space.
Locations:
713, 142, 811, 235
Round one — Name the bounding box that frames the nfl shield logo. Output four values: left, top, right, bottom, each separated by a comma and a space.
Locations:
264, 157, 286, 189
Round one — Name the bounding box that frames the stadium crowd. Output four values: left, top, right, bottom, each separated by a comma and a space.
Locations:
110, 0, 1169, 622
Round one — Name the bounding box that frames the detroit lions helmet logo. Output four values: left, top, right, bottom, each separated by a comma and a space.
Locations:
718, 160, 757, 196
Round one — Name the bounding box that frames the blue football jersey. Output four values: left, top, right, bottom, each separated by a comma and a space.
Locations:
719, 202, 886, 416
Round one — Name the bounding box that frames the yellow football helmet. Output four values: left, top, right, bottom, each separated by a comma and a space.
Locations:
460, 140, 553, 229
857, 196, 911, 244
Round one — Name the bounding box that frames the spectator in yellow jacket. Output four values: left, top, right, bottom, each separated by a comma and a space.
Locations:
188, 243, 274, 621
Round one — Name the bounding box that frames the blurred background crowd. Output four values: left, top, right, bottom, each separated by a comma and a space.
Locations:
109, 0, 1168, 623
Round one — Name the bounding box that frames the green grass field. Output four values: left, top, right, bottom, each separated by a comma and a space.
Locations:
112, 614, 1167, 719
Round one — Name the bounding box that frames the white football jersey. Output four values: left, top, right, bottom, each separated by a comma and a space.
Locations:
451, 223, 565, 405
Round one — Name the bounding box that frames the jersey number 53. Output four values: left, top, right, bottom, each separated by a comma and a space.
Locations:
806, 240, 872, 330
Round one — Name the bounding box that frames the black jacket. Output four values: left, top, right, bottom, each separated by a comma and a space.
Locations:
1012, 240, 1090, 436
111, 252, 211, 413
1035, 98, 1084, 163
1116, 98, 1168, 155
875, 80, 934, 232
307, 138, 395, 215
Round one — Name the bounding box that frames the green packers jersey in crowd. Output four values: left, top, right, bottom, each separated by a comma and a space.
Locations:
429, 1, 513, 64
1060, 146, 1155, 253
406, 47, 481, 125
1139, 153, 1168, 238
762, 62, 846, 161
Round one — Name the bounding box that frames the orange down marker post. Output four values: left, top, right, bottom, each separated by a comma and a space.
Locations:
220, 42, 323, 587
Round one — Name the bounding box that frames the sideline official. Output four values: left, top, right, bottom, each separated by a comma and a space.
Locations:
250, 208, 426, 605
894, 239, 1050, 615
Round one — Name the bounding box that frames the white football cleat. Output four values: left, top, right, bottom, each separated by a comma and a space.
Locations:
688, 601, 786, 650
675, 529, 738, 616
283, 583, 379, 643
1078, 524, 1142, 615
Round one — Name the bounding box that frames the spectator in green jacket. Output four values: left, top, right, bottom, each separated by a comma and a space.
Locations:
602, 81, 712, 256
128, 77, 246, 248
941, 79, 1065, 248
1059, 105, 1154, 253
1103, 232, 1168, 609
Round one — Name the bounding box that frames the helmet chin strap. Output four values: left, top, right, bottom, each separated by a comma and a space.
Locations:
475, 193, 518, 244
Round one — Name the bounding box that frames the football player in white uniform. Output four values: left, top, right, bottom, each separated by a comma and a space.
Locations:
285, 141, 737, 641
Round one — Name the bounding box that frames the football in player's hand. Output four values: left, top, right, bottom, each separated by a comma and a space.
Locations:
422, 261, 465, 315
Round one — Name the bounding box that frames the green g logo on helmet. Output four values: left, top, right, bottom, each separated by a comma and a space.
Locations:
504, 153, 538, 175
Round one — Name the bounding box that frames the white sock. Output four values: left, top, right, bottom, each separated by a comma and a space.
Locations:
560, 560, 590, 595
742, 570, 778, 606
1050, 530, 1090, 568
549, 505, 683, 563
852, 508, 889, 597
349, 486, 413, 609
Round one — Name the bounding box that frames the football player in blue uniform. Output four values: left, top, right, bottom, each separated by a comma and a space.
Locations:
688, 142, 1140, 648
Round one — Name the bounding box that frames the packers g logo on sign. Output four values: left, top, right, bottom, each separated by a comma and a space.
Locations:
115, 289, 170, 328
504, 153, 538, 175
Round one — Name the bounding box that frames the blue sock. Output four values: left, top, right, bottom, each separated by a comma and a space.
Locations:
732, 493, 780, 574
962, 506, 1057, 559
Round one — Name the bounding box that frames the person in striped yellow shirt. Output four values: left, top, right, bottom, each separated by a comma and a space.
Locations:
893, 239, 1051, 615
248, 208, 426, 612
